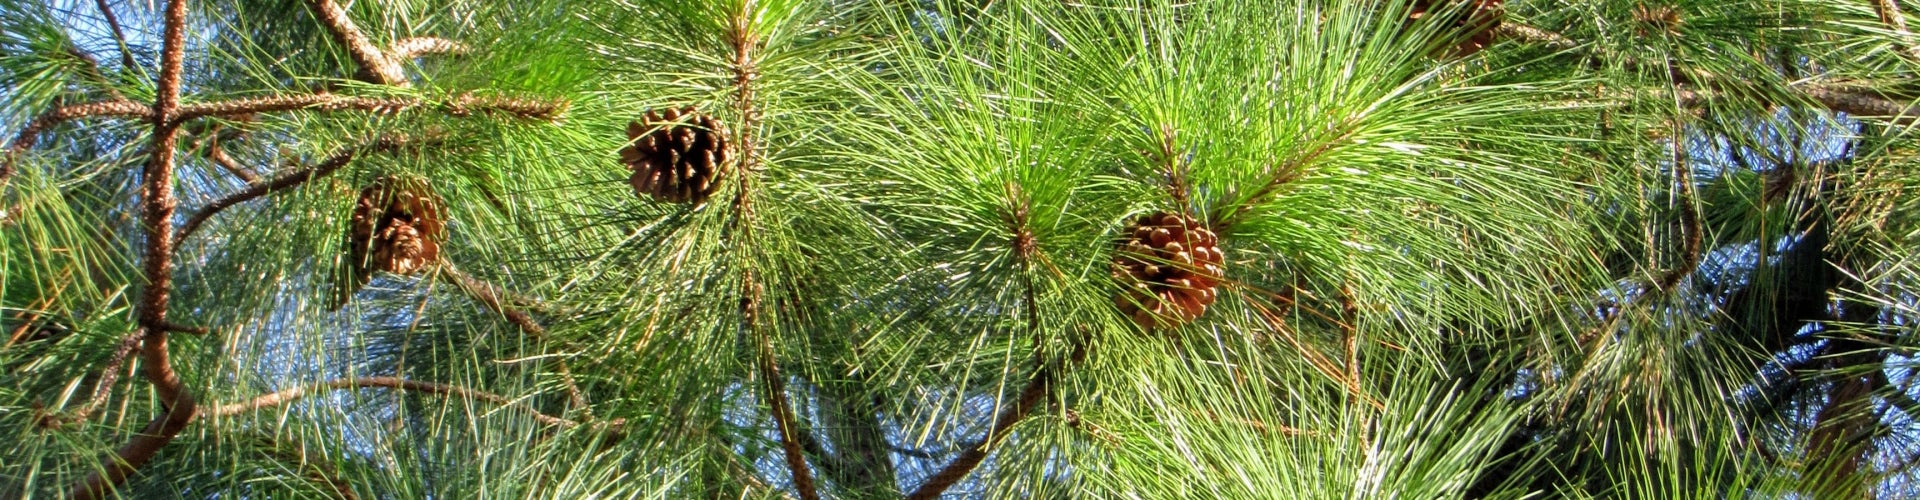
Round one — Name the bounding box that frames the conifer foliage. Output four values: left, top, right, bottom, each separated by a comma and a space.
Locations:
3, 0, 1920, 498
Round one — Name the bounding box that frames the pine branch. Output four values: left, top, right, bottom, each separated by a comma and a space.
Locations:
305, 0, 409, 86
71, 3, 195, 494
193, 128, 263, 184
905, 363, 1054, 500
174, 93, 569, 122
35, 332, 141, 429
723, 8, 818, 500
203, 376, 577, 427
444, 266, 593, 415
1654, 125, 1702, 292
92, 0, 138, 70
2, 99, 150, 186
390, 37, 469, 59
908, 232, 1065, 499
174, 134, 424, 247
1500, 24, 1920, 122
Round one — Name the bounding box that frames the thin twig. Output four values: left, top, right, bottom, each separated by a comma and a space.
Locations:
92, 0, 138, 70
726, 8, 817, 498
69, 2, 194, 496
305, 0, 409, 86
904, 363, 1054, 500
175, 135, 419, 247
36, 332, 141, 429
444, 266, 593, 415
1654, 120, 1702, 291
908, 223, 1061, 499
197, 130, 263, 184
1500, 24, 1920, 122
203, 376, 576, 427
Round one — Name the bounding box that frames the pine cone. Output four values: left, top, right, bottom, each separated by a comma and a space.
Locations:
1409, 0, 1504, 58
1112, 212, 1226, 329
620, 107, 729, 204
335, 177, 445, 309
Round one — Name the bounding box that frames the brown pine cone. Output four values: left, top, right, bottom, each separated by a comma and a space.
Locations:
620, 107, 729, 204
1112, 212, 1226, 329
1409, 0, 1504, 58
348, 177, 445, 276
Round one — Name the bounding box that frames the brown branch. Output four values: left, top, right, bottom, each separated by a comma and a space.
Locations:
176, 94, 423, 121
1654, 124, 1702, 292
93, 0, 138, 70
905, 364, 1054, 500
305, 0, 409, 86
444, 266, 592, 415
175, 135, 416, 247
390, 37, 468, 59
2, 99, 150, 191
203, 376, 576, 427
174, 93, 568, 123
1493, 23, 1577, 50
36, 332, 141, 429
70, 2, 194, 495
199, 132, 262, 184
725, 8, 816, 500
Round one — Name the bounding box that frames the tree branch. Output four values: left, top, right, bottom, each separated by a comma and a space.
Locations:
175, 134, 420, 247
1493, 23, 1577, 50
2, 99, 150, 188
92, 0, 138, 70
1500, 23, 1920, 122
193, 128, 262, 184
174, 93, 568, 122
444, 266, 592, 415
305, 0, 409, 86
726, 8, 817, 500
70, 2, 195, 494
36, 332, 141, 429
204, 376, 576, 427
390, 37, 468, 59
905, 364, 1054, 500
176, 93, 422, 120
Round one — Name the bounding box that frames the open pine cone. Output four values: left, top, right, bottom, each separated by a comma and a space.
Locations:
620, 107, 729, 204
349, 178, 444, 276
1112, 212, 1226, 329
1409, 0, 1505, 58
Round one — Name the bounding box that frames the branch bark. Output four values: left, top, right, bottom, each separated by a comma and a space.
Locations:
305, 0, 409, 86
390, 37, 468, 59
69, 3, 195, 497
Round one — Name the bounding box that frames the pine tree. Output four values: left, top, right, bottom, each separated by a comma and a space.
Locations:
3, 0, 1919, 498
